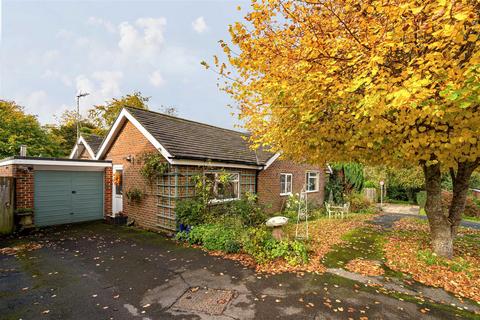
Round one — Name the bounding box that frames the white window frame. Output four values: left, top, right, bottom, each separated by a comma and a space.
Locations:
305, 171, 320, 193
280, 173, 293, 196
204, 171, 240, 203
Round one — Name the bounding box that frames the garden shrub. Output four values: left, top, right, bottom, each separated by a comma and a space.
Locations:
175, 231, 189, 242
283, 193, 320, 220
363, 180, 377, 188
207, 192, 268, 227
416, 191, 427, 208
240, 227, 308, 265
175, 198, 206, 227
346, 193, 374, 213
187, 224, 241, 253
441, 191, 480, 218
178, 224, 309, 265
225, 193, 268, 227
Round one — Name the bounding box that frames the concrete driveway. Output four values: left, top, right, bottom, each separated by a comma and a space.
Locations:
0, 221, 477, 320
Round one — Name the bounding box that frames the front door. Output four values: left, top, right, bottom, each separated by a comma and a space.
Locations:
112, 165, 123, 216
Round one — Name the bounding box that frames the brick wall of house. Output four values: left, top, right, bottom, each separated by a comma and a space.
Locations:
103, 120, 160, 230
0, 164, 34, 210
257, 159, 326, 213
104, 167, 112, 216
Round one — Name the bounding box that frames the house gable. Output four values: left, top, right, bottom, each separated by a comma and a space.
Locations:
69, 136, 95, 159
95, 108, 172, 162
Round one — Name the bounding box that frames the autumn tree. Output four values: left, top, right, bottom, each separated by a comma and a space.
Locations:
48, 110, 97, 156
0, 100, 63, 158
216, 0, 480, 257
88, 91, 150, 134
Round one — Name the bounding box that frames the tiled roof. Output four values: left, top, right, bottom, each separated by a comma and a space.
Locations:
126, 108, 274, 166
83, 134, 104, 154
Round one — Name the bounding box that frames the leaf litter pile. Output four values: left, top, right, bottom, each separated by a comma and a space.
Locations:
345, 258, 385, 276
384, 218, 480, 303
0, 242, 43, 255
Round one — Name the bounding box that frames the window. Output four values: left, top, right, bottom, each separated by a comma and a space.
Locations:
114, 169, 123, 195
280, 173, 293, 195
306, 171, 319, 192
204, 172, 240, 201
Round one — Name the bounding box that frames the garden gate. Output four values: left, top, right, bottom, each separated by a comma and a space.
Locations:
0, 177, 14, 234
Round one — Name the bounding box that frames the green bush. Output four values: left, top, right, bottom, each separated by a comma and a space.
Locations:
225, 193, 268, 227
207, 192, 268, 227
346, 193, 373, 213
175, 198, 206, 227
416, 191, 427, 208
187, 224, 241, 253
177, 223, 309, 265
241, 227, 308, 265
363, 180, 377, 188
175, 231, 189, 242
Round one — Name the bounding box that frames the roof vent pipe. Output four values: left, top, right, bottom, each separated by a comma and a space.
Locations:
20, 145, 27, 157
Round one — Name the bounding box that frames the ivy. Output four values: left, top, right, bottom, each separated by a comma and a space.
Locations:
139, 153, 169, 184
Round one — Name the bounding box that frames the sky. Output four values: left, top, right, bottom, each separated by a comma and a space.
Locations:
1, 0, 248, 130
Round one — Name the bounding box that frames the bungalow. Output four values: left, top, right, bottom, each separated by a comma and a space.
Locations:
90, 107, 326, 231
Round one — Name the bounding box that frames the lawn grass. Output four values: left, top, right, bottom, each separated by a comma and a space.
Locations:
384, 218, 480, 303
322, 226, 385, 268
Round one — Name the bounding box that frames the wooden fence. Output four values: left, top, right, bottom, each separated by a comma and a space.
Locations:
0, 177, 14, 234
364, 188, 378, 203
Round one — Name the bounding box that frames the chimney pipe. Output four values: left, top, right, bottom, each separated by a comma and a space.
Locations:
20, 145, 27, 157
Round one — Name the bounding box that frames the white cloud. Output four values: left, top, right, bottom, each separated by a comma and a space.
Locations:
42, 69, 72, 87
118, 17, 167, 58
87, 16, 116, 33
192, 16, 208, 34
92, 71, 123, 98
149, 70, 166, 87
17, 90, 54, 121
75, 71, 123, 113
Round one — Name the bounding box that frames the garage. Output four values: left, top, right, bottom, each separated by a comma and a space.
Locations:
0, 156, 112, 229
34, 170, 104, 227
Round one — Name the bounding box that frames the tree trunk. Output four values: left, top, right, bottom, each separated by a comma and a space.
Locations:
423, 160, 479, 258
449, 161, 478, 236
423, 163, 453, 258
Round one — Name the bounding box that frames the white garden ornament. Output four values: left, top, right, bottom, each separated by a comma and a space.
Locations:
266, 216, 289, 240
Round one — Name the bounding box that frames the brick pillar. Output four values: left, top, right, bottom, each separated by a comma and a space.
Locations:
14, 166, 34, 209
104, 167, 112, 217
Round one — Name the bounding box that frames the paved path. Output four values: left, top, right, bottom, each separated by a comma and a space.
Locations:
1, 221, 478, 319
373, 212, 480, 230
380, 203, 420, 215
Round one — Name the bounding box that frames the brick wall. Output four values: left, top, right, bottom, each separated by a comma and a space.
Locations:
257, 159, 325, 213
103, 120, 160, 230
0, 164, 34, 210
104, 167, 112, 216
